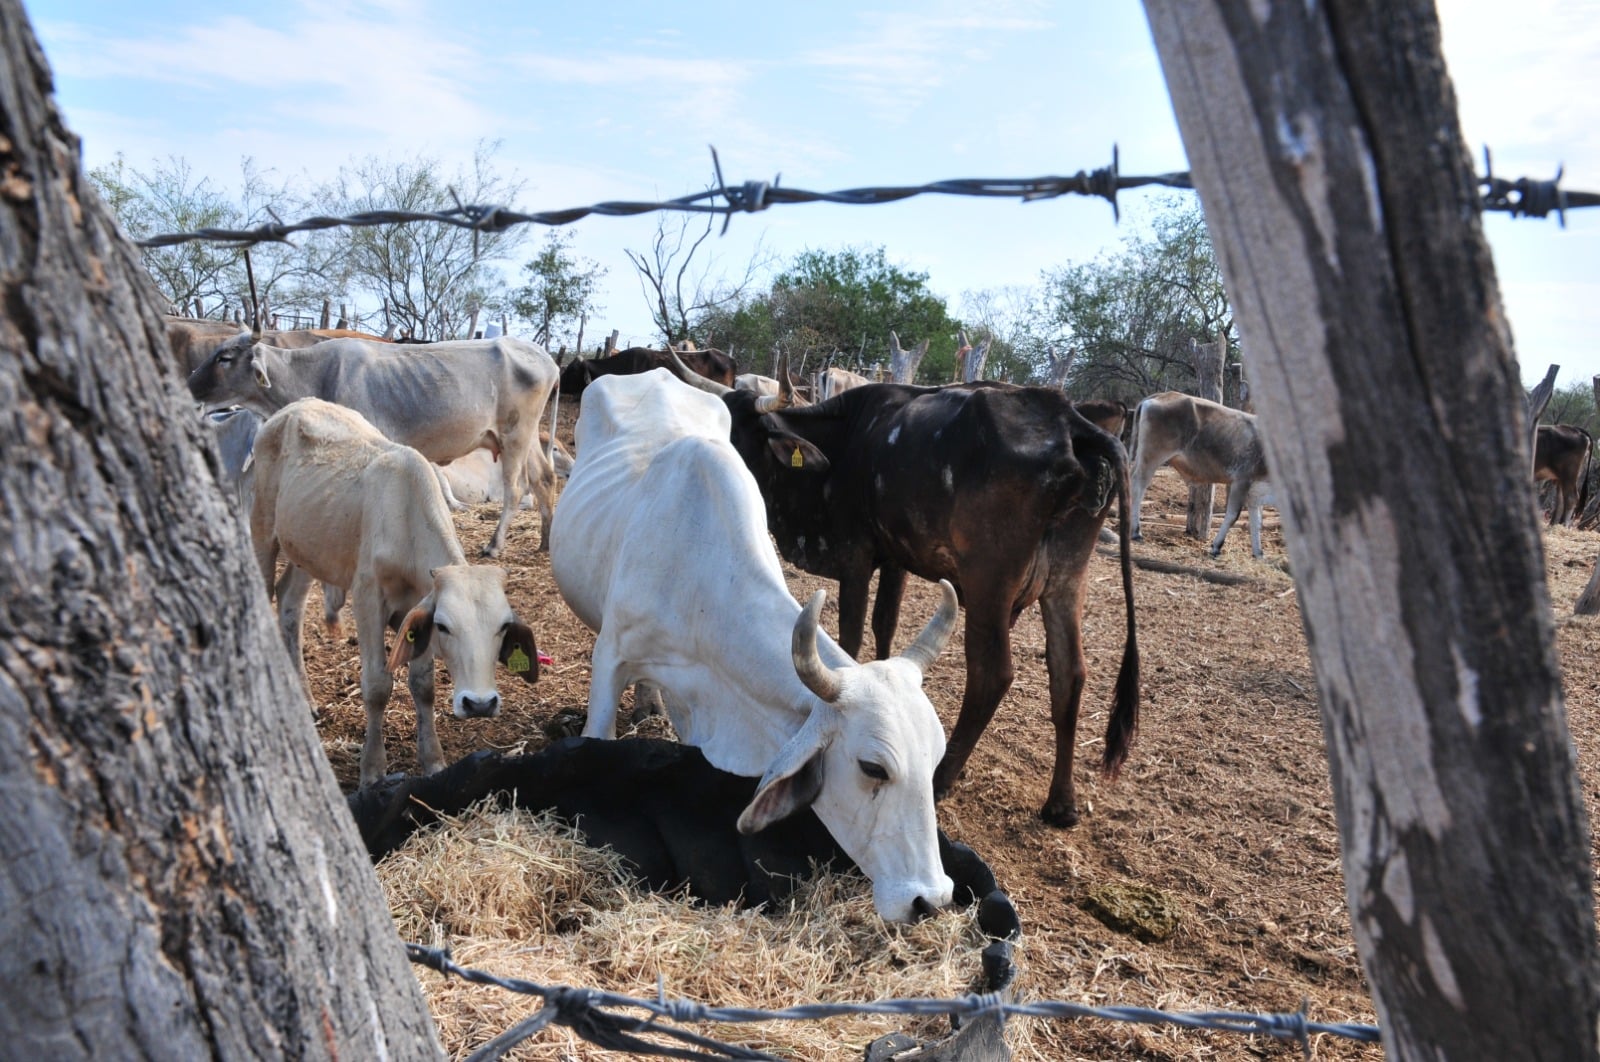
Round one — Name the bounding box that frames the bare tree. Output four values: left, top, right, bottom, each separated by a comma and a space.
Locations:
328, 142, 524, 340
625, 209, 771, 346
0, 3, 441, 1055
1147, 2, 1599, 1058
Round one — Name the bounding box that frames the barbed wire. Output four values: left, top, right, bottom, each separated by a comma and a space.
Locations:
406, 943, 1382, 1061
131, 144, 1595, 254
134, 146, 1189, 251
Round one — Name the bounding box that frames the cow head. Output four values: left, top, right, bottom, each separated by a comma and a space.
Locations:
386, 564, 539, 719
737, 580, 960, 922
558, 358, 597, 397
187, 331, 273, 410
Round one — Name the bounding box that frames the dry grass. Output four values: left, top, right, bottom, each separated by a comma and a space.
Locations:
299, 402, 1600, 1060
382, 801, 1012, 1060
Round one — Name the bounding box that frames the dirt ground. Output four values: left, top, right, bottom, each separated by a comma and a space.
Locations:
304, 404, 1600, 1060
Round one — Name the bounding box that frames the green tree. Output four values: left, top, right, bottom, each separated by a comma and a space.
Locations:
511, 230, 606, 351
769, 246, 963, 382
1036, 196, 1233, 401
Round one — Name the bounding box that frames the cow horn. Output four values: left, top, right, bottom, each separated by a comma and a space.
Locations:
756, 348, 795, 413
666, 349, 732, 396
898, 580, 959, 673
792, 590, 843, 703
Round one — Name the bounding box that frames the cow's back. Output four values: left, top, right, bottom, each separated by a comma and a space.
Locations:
826, 384, 1093, 583
253, 399, 445, 591
553, 370, 745, 629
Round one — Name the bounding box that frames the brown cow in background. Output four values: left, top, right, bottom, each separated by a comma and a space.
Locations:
1535, 423, 1593, 526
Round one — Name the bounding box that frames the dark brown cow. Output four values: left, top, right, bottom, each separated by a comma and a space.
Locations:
559, 346, 738, 396
1535, 423, 1593, 526
670, 357, 1139, 827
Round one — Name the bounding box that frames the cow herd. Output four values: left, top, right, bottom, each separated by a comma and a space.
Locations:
175, 317, 1590, 921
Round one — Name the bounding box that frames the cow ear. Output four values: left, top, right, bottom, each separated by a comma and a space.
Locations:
387, 605, 435, 673
766, 435, 829, 473
250, 350, 271, 389
499, 620, 540, 684
737, 724, 829, 834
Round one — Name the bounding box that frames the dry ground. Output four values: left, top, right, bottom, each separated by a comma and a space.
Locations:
301, 404, 1600, 1060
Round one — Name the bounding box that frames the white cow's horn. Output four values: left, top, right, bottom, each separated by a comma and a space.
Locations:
666, 349, 732, 396
755, 347, 795, 413
898, 579, 959, 672
792, 590, 843, 703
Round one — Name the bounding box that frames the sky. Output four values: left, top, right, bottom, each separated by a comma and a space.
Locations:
25, 0, 1600, 390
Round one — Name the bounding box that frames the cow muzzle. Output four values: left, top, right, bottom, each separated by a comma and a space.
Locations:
454, 691, 502, 719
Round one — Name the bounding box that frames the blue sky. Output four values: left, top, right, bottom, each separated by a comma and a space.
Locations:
27, 0, 1600, 390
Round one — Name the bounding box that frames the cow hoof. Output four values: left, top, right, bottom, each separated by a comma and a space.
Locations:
1039, 802, 1080, 828
1130, 530, 1143, 542
479, 544, 501, 559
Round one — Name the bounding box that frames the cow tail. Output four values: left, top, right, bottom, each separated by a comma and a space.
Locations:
1577, 427, 1594, 525
546, 385, 560, 465
1102, 446, 1141, 778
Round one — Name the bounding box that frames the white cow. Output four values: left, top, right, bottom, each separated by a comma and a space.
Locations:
189, 332, 559, 556
549, 368, 960, 922
250, 398, 541, 786
1129, 390, 1272, 558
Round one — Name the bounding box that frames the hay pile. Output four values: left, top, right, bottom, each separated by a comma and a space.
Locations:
379, 801, 1028, 1060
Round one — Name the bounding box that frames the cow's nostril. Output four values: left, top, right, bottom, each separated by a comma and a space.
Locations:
911, 895, 939, 922
461, 694, 501, 718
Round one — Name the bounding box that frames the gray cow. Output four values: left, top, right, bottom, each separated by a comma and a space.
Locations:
1129, 390, 1272, 558
188, 331, 559, 556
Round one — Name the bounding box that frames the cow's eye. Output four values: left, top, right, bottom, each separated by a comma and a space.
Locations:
858, 760, 889, 782
434, 622, 451, 637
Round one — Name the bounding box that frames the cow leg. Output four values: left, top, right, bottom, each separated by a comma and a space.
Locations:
353, 583, 397, 787
1209, 480, 1249, 557
581, 634, 627, 740
933, 599, 1015, 801
406, 643, 445, 777
484, 436, 534, 557
524, 443, 558, 551
1247, 491, 1265, 559
1128, 451, 1162, 542
275, 564, 315, 708
433, 465, 468, 512
1038, 591, 1091, 826
631, 680, 667, 725
835, 575, 873, 661
870, 566, 907, 660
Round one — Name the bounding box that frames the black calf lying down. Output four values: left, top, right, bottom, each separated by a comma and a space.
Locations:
347, 736, 1019, 940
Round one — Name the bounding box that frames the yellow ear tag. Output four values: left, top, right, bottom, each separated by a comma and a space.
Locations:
791, 446, 804, 468
506, 647, 532, 674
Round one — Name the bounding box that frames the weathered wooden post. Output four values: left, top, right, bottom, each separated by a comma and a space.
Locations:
319, 297, 331, 329
1045, 344, 1074, 390
888, 330, 930, 383
0, 0, 443, 1054
1145, 2, 1599, 1057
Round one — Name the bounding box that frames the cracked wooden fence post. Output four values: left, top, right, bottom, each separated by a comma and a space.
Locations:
1144, 2, 1599, 1058
0, 0, 442, 1056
